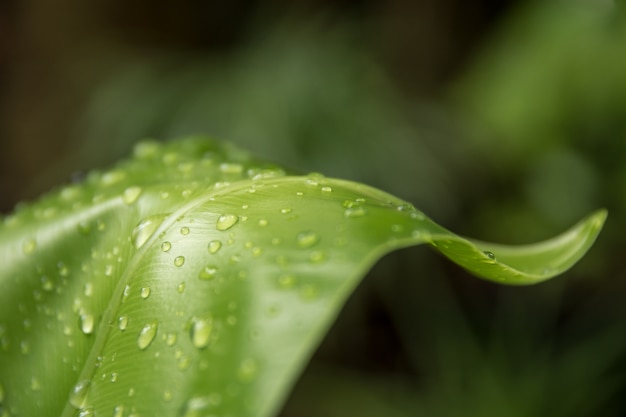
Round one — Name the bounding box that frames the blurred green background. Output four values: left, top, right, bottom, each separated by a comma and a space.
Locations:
1, 0, 626, 415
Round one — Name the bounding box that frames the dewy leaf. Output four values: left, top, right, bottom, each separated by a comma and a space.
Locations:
0, 138, 605, 417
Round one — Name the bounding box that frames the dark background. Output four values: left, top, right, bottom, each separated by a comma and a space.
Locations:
1, 1, 625, 415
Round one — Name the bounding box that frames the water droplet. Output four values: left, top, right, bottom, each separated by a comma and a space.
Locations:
177, 282, 186, 294
110, 372, 118, 383
40, 275, 54, 292
219, 163, 244, 175
174, 256, 185, 267
238, 358, 258, 382
216, 214, 239, 231
321, 186, 332, 192
122, 186, 142, 205
391, 224, 404, 233
140, 287, 151, 299
165, 333, 177, 346
300, 284, 319, 301
180, 226, 190, 235
297, 231, 319, 248
69, 379, 91, 408
189, 316, 213, 349
77, 408, 94, 417
131, 214, 167, 249
112, 405, 124, 417
30, 376, 41, 391
163, 390, 173, 402
309, 251, 325, 263
137, 321, 158, 350
118, 315, 129, 331
258, 218, 268, 227
251, 247, 263, 257
161, 241, 172, 252
101, 170, 126, 186
57, 261, 69, 277
22, 239, 36, 255
178, 356, 191, 371
122, 285, 131, 302
483, 251, 496, 262
280, 208, 292, 214
80, 313, 95, 335
198, 265, 218, 281
344, 207, 367, 218
182, 396, 210, 417
277, 274, 296, 288
84, 282, 93, 297
208, 240, 222, 254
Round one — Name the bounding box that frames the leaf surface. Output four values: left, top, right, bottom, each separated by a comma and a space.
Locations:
0, 138, 605, 417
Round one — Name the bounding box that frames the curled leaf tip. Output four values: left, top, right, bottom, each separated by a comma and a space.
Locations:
427, 209, 607, 285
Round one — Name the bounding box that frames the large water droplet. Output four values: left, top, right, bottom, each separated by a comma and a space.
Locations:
140, 287, 151, 299
483, 251, 496, 262
161, 241, 172, 252
189, 316, 213, 349
80, 313, 95, 335
216, 214, 239, 231
69, 379, 91, 408
180, 226, 190, 235
122, 285, 131, 302
131, 214, 167, 249
118, 315, 129, 331
137, 321, 158, 350
174, 256, 185, 267
181, 396, 210, 417
122, 186, 142, 205
207, 240, 222, 254
198, 265, 218, 281
296, 231, 319, 248
344, 207, 367, 218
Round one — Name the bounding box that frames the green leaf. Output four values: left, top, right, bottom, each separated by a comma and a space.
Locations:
0, 138, 605, 417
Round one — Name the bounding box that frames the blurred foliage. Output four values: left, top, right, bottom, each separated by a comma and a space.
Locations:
1, 0, 626, 416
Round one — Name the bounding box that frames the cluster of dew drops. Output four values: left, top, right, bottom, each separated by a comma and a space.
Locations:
0, 139, 452, 416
